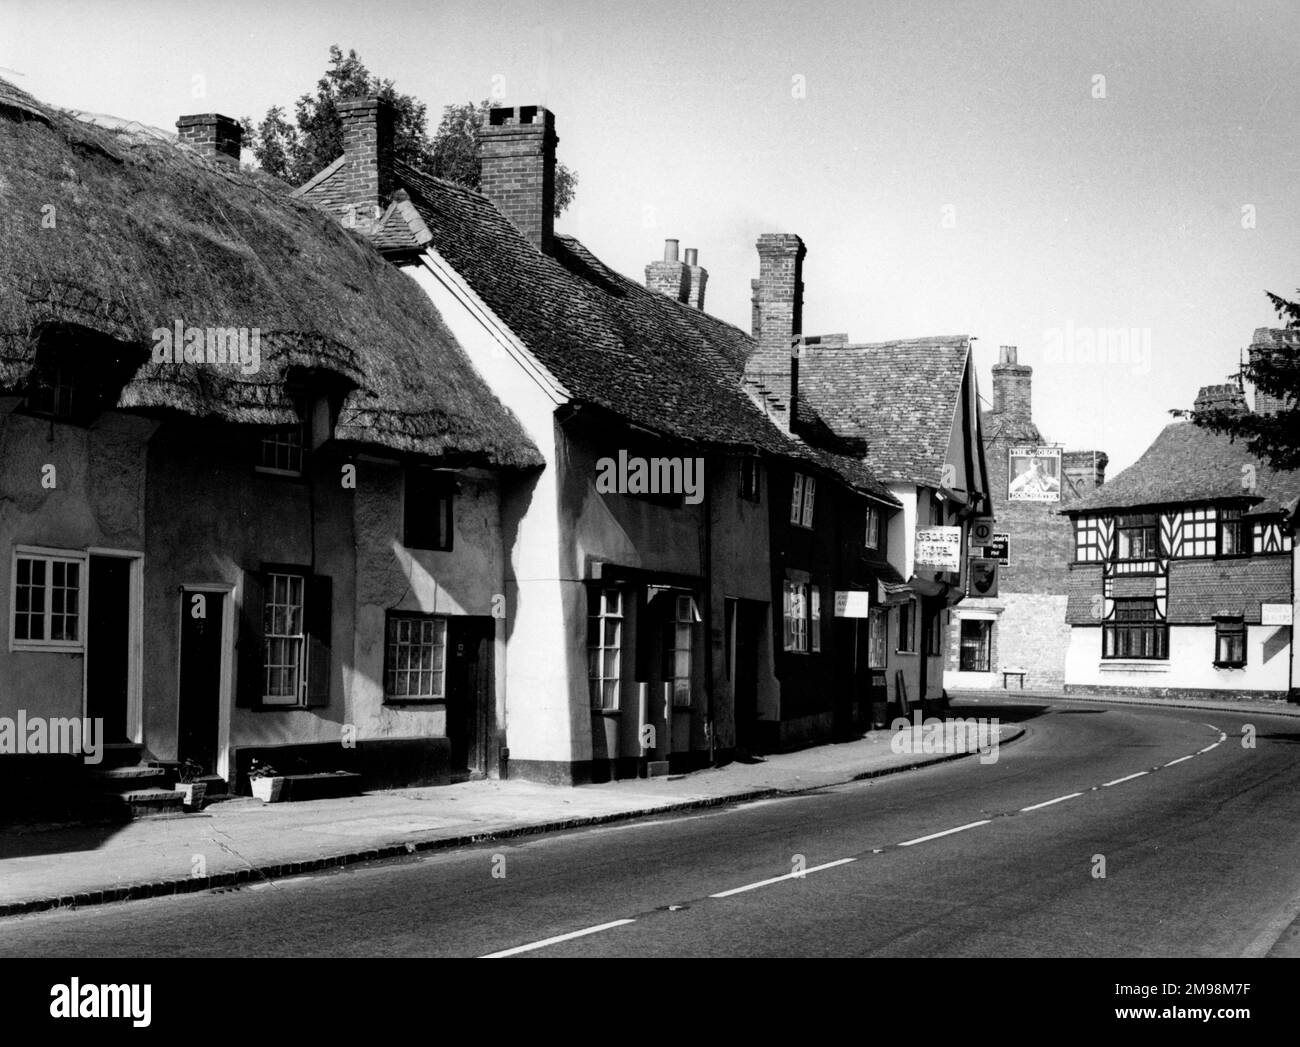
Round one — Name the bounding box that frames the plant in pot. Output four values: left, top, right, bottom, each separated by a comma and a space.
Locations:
174, 758, 207, 810
247, 759, 285, 803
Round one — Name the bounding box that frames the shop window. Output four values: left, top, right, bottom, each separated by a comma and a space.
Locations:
783, 580, 810, 652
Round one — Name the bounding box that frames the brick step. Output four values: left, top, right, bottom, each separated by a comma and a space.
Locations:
117, 788, 185, 818
87, 766, 169, 793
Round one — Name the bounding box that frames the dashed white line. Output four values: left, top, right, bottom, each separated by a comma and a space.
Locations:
1164, 754, 1195, 767
481, 918, 637, 958
710, 857, 857, 898
898, 820, 991, 846
1020, 792, 1083, 812
1102, 771, 1149, 787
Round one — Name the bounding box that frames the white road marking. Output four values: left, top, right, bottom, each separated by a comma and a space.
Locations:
1102, 771, 1148, 787
709, 858, 857, 898
898, 820, 991, 846
1020, 792, 1083, 812
1164, 755, 1195, 767
481, 918, 637, 958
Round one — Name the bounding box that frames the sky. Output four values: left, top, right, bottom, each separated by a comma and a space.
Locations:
2, 0, 1296, 474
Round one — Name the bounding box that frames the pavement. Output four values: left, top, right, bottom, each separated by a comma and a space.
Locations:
0, 715, 1022, 918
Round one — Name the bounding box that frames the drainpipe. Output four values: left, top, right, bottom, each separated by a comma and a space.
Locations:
703, 451, 716, 764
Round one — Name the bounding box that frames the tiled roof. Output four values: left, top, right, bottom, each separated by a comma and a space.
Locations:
799, 338, 972, 486
1066, 421, 1300, 515
1165, 558, 1291, 623
344, 160, 897, 504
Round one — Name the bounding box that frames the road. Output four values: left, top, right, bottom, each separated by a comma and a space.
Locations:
4, 698, 1300, 958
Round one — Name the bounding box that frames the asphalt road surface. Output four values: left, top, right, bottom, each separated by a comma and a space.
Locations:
4, 698, 1299, 958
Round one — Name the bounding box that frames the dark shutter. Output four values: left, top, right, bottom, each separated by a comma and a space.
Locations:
304, 574, 333, 707
235, 570, 265, 707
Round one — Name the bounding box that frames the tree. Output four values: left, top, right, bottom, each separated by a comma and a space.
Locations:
247, 47, 576, 217
1176, 290, 1300, 471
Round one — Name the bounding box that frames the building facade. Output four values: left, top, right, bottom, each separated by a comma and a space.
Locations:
945, 345, 1108, 690
1061, 376, 1297, 701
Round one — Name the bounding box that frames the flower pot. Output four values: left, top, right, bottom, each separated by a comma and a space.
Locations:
250, 776, 285, 803
176, 781, 207, 809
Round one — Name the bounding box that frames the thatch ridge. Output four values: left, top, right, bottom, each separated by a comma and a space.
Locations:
0, 78, 541, 469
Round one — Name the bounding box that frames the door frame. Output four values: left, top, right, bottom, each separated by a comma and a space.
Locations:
83, 547, 144, 746
177, 583, 236, 781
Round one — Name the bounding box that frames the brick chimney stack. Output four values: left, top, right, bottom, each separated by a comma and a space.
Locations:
684, 247, 707, 311
646, 239, 688, 300
176, 113, 243, 166
479, 105, 557, 253
1248, 328, 1296, 416
750, 279, 761, 338
1193, 383, 1249, 415
992, 345, 1032, 424
333, 97, 395, 233
745, 233, 806, 430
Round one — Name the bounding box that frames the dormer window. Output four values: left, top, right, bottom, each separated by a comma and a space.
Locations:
1218, 508, 1244, 557
256, 392, 308, 477
25, 364, 79, 421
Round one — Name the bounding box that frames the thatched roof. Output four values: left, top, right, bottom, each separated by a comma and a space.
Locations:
0, 78, 541, 469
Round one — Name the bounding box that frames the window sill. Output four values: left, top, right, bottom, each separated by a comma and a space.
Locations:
1211, 661, 1246, 670
9, 641, 83, 654
254, 466, 305, 479
383, 697, 446, 707
593, 707, 621, 717
894, 650, 918, 657
1099, 660, 1169, 671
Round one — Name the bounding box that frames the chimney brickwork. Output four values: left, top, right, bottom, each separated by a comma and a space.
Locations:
1193, 383, 1249, 415
991, 345, 1032, 424
176, 113, 243, 165
745, 233, 806, 429
1248, 329, 1296, 416
646, 239, 688, 300
479, 105, 557, 252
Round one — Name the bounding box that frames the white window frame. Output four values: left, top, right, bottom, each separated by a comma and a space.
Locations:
867, 607, 888, 668
789, 473, 805, 525
261, 571, 306, 705
810, 587, 822, 652
865, 505, 880, 549
669, 594, 694, 708
783, 580, 810, 653
256, 424, 305, 477
10, 546, 88, 653
801, 476, 816, 528
589, 587, 623, 711
384, 613, 448, 700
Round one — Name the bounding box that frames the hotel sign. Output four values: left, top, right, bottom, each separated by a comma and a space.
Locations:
1008, 446, 1062, 502
834, 591, 872, 618
1261, 603, 1293, 626
914, 526, 962, 572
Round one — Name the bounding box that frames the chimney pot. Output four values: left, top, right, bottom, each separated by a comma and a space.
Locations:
684, 247, 698, 266
664, 239, 680, 262
998, 345, 1018, 365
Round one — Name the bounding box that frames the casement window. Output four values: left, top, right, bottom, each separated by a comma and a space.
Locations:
867, 608, 888, 668
1214, 618, 1246, 668
1103, 598, 1167, 660
810, 587, 822, 653
864, 505, 880, 550
783, 580, 809, 653
897, 599, 917, 653
666, 594, 695, 707
384, 613, 447, 700
11, 550, 85, 651
789, 473, 815, 528
1181, 508, 1216, 557
588, 588, 623, 711
1218, 508, 1244, 557
740, 457, 761, 502
241, 569, 331, 707
404, 468, 455, 551
257, 424, 305, 476
959, 619, 992, 672
1115, 514, 1158, 560
1074, 516, 1101, 562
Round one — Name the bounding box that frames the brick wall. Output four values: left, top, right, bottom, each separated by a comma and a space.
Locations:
745, 234, 805, 426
